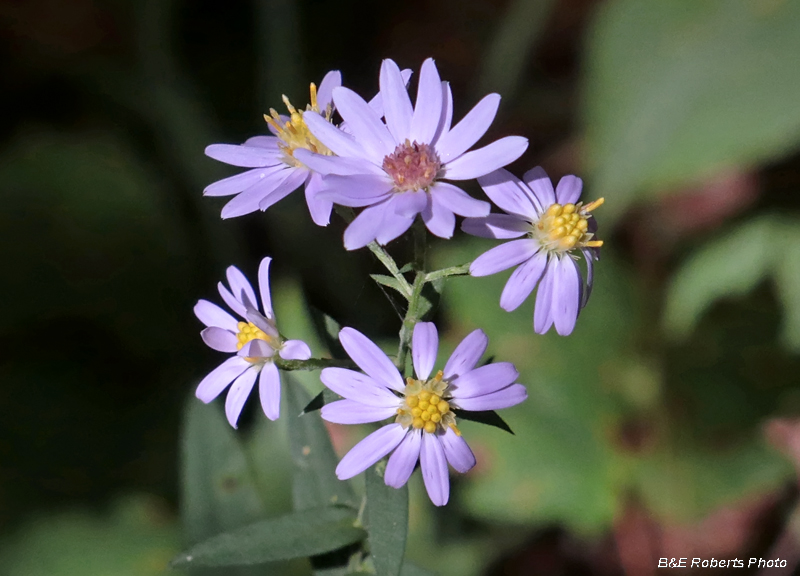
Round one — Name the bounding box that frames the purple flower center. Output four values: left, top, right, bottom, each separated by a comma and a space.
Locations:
382, 140, 442, 192
395, 371, 460, 435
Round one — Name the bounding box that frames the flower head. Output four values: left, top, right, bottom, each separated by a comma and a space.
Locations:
462, 167, 603, 336
295, 58, 529, 250
320, 323, 526, 506
194, 257, 312, 426
203, 71, 342, 225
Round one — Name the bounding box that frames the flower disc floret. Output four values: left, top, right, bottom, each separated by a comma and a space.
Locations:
382, 140, 442, 192
396, 372, 459, 435
532, 199, 604, 254
264, 87, 334, 167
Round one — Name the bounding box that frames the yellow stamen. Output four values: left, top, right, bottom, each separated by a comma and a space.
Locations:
531, 196, 605, 254
396, 373, 458, 434
582, 197, 605, 212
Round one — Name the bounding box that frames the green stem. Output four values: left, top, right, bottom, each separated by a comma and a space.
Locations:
274, 357, 356, 372
424, 262, 471, 282
396, 272, 426, 376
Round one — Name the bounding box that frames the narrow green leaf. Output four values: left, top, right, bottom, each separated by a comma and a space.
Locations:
302, 389, 343, 414
400, 562, 437, 576
664, 216, 777, 338
416, 278, 445, 321
398, 263, 414, 274
366, 462, 408, 576
285, 378, 357, 510
171, 507, 365, 568
454, 409, 514, 435
181, 398, 265, 545
371, 274, 410, 298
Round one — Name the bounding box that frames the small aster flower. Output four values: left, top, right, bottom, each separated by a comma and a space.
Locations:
320, 322, 527, 506
295, 58, 529, 250
462, 167, 604, 336
194, 257, 312, 426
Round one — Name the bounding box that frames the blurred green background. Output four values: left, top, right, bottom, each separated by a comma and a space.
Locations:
2, 0, 800, 574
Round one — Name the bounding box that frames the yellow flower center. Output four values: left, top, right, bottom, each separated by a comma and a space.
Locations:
263, 83, 334, 167
396, 370, 461, 436
236, 321, 276, 362
532, 198, 605, 254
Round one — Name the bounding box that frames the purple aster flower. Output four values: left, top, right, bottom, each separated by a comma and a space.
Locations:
194, 257, 312, 427
204, 70, 342, 224
462, 167, 604, 336
294, 58, 529, 250
320, 322, 526, 506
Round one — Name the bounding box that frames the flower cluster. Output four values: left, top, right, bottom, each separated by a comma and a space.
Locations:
193, 57, 605, 506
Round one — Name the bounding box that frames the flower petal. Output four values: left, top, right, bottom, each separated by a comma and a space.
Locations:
440, 427, 476, 473
259, 362, 281, 420
218, 283, 246, 318
431, 182, 490, 217
279, 339, 312, 361
477, 168, 540, 218
256, 257, 273, 317
534, 261, 556, 334
225, 366, 259, 428
194, 299, 238, 332
409, 58, 442, 144
220, 168, 295, 218
469, 238, 538, 276
422, 195, 456, 239
453, 383, 527, 411
304, 173, 333, 226
257, 168, 309, 212
343, 202, 389, 250
320, 367, 400, 406
201, 327, 238, 353
322, 399, 399, 424
412, 322, 438, 380
318, 174, 393, 207
393, 190, 428, 218
244, 135, 280, 149
332, 86, 395, 163
461, 214, 529, 239
443, 329, 488, 380
293, 149, 384, 176
317, 70, 342, 110
420, 433, 449, 506
237, 339, 274, 359
555, 175, 583, 205
444, 136, 528, 181
204, 165, 283, 197
551, 256, 581, 336
205, 144, 283, 168
450, 362, 519, 399
303, 111, 366, 159
500, 251, 547, 312
339, 327, 405, 392
435, 93, 500, 163
226, 265, 258, 311
432, 81, 453, 145
375, 211, 415, 246
582, 248, 594, 308
385, 429, 422, 488
380, 58, 413, 142
336, 423, 408, 480
523, 166, 556, 207
196, 356, 250, 403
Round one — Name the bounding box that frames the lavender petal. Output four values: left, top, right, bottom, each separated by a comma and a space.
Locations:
385, 429, 422, 488
412, 322, 438, 380
201, 327, 238, 353
196, 356, 250, 403
317, 174, 393, 207
332, 86, 394, 163
256, 257, 273, 317
500, 251, 547, 312
339, 327, 405, 392
335, 423, 407, 480
421, 433, 450, 506
431, 182, 490, 217
582, 248, 594, 308
443, 329, 488, 380
243, 135, 280, 149
454, 383, 527, 411
523, 166, 556, 207
461, 214, 529, 239
533, 261, 556, 334
432, 81, 453, 144
225, 366, 259, 428
422, 196, 456, 239
317, 70, 342, 110
194, 299, 238, 332
444, 136, 528, 181
321, 399, 399, 424
219, 168, 294, 218
237, 339, 274, 359
259, 362, 281, 421
343, 202, 388, 250
303, 111, 366, 159
218, 283, 246, 318
555, 175, 583, 205
204, 166, 280, 197
320, 367, 400, 406
409, 58, 443, 144
293, 149, 384, 176
469, 238, 538, 277
257, 168, 308, 212
279, 339, 311, 361
477, 168, 540, 218
393, 190, 428, 218
450, 362, 519, 399
380, 58, 413, 142
226, 265, 258, 312
375, 210, 414, 246
551, 256, 581, 336
440, 428, 476, 473
304, 173, 333, 226
205, 144, 283, 168
435, 93, 500, 163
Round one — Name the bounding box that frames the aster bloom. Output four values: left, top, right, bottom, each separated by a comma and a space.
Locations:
194, 257, 312, 426
462, 167, 604, 336
294, 58, 529, 249
320, 323, 527, 506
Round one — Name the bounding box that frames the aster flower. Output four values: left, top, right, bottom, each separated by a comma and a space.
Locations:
194, 257, 311, 426
295, 58, 529, 250
320, 322, 526, 506
462, 167, 603, 336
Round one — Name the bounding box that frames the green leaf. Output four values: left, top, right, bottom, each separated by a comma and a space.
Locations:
365, 462, 409, 576
371, 274, 410, 299
171, 507, 365, 568
584, 0, 800, 221
455, 410, 514, 435
416, 278, 445, 322
285, 378, 357, 510
664, 216, 777, 338
400, 562, 437, 576
302, 389, 343, 414
181, 399, 266, 545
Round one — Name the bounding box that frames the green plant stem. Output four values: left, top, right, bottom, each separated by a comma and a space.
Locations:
424, 262, 471, 282
395, 272, 426, 376
275, 357, 356, 372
